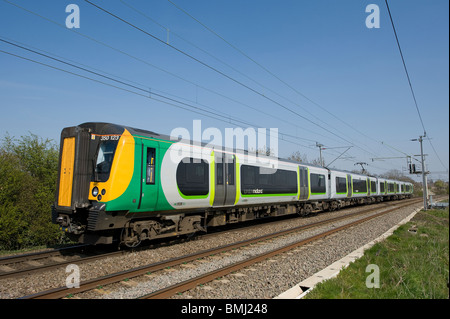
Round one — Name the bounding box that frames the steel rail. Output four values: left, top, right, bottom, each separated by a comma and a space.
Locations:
3, 199, 417, 281
0, 245, 89, 266
23, 198, 421, 299
140, 201, 420, 299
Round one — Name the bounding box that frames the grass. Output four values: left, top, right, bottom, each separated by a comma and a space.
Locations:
304, 207, 449, 299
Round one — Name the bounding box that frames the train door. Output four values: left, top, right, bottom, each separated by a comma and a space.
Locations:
213, 152, 236, 206
138, 140, 159, 211
299, 166, 309, 200
347, 174, 352, 198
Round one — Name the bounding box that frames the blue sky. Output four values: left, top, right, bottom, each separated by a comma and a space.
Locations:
0, 0, 448, 182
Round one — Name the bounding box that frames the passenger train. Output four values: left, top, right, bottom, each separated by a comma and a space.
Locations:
52, 123, 413, 246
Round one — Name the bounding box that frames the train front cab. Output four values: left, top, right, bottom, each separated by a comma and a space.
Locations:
53, 123, 128, 244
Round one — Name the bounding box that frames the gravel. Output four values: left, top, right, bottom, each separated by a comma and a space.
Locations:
173, 204, 423, 299
0, 201, 422, 299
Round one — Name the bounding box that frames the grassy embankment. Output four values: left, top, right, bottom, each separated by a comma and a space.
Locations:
305, 207, 449, 299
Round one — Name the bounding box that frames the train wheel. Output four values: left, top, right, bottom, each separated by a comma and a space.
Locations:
120, 227, 141, 248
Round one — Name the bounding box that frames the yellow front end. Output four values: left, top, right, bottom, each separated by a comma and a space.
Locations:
88, 129, 135, 203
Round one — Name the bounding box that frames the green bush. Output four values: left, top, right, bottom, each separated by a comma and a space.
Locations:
0, 133, 62, 251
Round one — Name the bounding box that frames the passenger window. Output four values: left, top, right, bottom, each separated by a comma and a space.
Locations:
146, 148, 156, 184
176, 157, 209, 196
216, 162, 224, 185
227, 162, 235, 185
310, 173, 326, 194
336, 177, 347, 193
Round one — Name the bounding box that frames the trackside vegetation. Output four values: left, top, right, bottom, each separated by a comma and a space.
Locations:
0, 133, 64, 252
304, 207, 449, 299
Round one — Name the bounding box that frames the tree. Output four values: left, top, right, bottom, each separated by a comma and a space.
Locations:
250, 146, 274, 157
0, 204, 27, 250
433, 180, 449, 195
287, 151, 307, 163
287, 151, 323, 166
0, 133, 62, 250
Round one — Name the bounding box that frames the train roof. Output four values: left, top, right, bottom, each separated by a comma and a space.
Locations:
77, 122, 411, 184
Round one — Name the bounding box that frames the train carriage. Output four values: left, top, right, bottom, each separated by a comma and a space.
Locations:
386, 179, 397, 199
378, 178, 388, 197
306, 165, 329, 201
53, 122, 414, 246
368, 176, 377, 196
329, 170, 350, 200
351, 173, 369, 200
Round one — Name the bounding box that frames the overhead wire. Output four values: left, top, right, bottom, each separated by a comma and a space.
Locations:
1, 0, 419, 172
120, 0, 392, 164
385, 0, 448, 174
384, 0, 427, 137
167, 0, 413, 159
120, 0, 365, 149
0, 38, 322, 153
165, 0, 420, 171
83, 0, 382, 159
426, 137, 449, 173
2, 0, 335, 146
122, 1, 398, 168
3, 0, 381, 161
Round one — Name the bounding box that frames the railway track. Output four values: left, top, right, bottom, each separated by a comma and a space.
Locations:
0, 245, 87, 279
0, 244, 126, 280
22, 198, 422, 299
0, 198, 417, 281
140, 199, 422, 299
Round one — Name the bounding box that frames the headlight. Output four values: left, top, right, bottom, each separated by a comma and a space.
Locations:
92, 186, 99, 197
